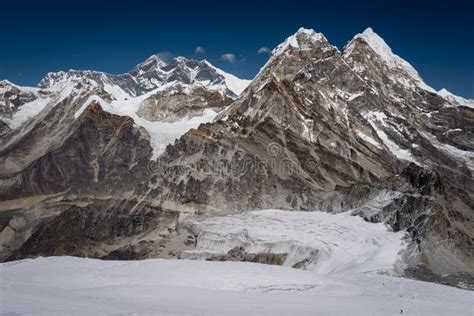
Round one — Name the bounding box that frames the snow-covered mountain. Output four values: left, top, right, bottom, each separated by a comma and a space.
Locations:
129, 27, 473, 283
38, 55, 250, 98
0, 27, 472, 293
0, 55, 250, 157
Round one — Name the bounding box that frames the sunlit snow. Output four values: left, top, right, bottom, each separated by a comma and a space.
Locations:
1, 210, 472, 315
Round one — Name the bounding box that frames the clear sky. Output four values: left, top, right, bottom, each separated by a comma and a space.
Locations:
1, 0, 473, 97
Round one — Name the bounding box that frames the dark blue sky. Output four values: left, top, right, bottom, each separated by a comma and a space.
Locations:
1, 0, 473, 97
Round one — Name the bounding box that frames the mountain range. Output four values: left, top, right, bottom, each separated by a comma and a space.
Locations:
0, 27, 472, 289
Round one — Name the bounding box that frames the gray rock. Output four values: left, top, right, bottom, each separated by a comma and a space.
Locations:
137, 84, 232, 122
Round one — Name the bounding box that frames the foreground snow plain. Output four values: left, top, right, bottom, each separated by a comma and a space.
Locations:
1, 210, 472, 315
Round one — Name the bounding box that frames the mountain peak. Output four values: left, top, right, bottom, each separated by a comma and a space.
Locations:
0, 79, 15, 87
272, 27, 328, 56
173, 56, 188, 63
295, 27, 323, 38
345, 27, 436, 93
143, 54, 166, 64
438, 88, 452, 96
134, 54, 167, 73
352, 27, 396, 67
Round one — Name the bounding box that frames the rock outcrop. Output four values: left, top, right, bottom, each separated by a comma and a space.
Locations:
137, 84, 233, 122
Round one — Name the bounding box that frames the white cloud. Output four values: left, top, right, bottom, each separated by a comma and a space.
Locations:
220, 53, 236, 64
257, 47, 271, 54
195, 46, 205, 54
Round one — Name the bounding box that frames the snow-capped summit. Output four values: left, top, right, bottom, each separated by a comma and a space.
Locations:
252, 27, 338, 82
345, 27, 435, 93
129, 56, 250, 98
0, 79, 15, 87
38, 70, 103, 89
133, 54, 167, 75
438, 88, 474, 108
272, 27, 329, 56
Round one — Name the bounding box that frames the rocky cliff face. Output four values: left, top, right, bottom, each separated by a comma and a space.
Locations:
0, 28, 472, 288
136, 84, 233, 122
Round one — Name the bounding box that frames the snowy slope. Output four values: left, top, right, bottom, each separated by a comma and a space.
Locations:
3, 210, 471, 315
0, 79, 38, 94
438, 88, 474, 109
203, 60, 251, 95
181, 209, 406, 275
2, 96, 52, 129
1, 256, 472, 315
0, 80, 50, 125
2, 80, 78, 129
96, 83, 221, 159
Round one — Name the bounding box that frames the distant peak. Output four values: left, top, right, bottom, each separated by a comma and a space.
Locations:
201, 59, 212, 66
144, 54, 165, 63
44, 70, 66, 77
136, 54, 167, 70
0, 79, 14, 85
138, 55, 197, 70
173, 56, 188, 62
438, 88, 451, 96
168, 56, 201, 66
201, 59, 218, 70
437, 88, 474, 108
